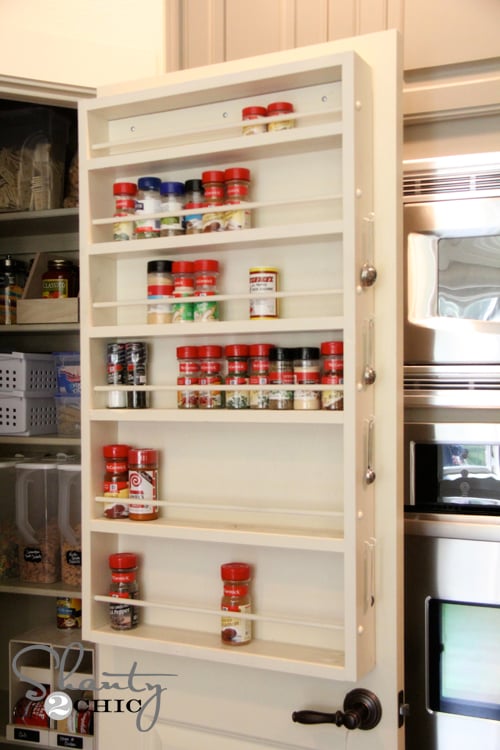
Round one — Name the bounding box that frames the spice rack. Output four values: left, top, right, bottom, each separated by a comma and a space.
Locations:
80, 49, 377, 681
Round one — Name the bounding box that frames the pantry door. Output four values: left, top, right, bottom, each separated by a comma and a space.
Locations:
89, 29, 404, 750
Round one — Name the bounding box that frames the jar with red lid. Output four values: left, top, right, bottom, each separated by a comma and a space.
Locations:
242, 105, 267, 135
224, 167, 251, 230
293, 346, 321, 411
102, 444, 130, 518
249, 343, 274, 409
194, 258, 219, 322
172, 260, 194, 323
177, 345, 199, 409
109, 552, 139, 630
198, 345, 223, 409
220, 562, 252, 645
113, 182, 137, 240
201, 170, 224, 232
128, 448, 159, 521
267, 101, 295, 131
225, 344, 249, 409
42, 259, 78, 298
321, 340, 344, 380
268, 347, 294, 410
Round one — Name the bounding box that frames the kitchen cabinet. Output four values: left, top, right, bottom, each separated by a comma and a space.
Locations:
79, 32, 402, 749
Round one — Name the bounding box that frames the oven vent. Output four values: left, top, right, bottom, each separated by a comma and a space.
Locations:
403, 169, 500, 198
404, 365, 500, 391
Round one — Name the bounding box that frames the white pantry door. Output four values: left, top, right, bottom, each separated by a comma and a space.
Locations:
82, 30, 403, 750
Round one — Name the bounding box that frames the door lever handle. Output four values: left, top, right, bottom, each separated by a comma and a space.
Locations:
292, 688, 382, 731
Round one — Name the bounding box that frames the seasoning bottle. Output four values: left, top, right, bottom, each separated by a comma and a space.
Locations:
194, 258, 219, 322
293, 347, 321, 410
201, 170, 225, 232
172, 260, 194, 323
128, 448, 159, 521
177, 345, 199, 409
249, 343, 274, 409
109, 552, 139, 630
113, 181, 137, 241
249, 266, 279, 319
102, 444, 130, 518
183, 179, 205, 234
268, 347, 294, 410
134, 176, 161, 239
321, 374, 344, 411
267, 101, 295, 130
42, 259, 76, 298
242, 105, 267, 135
106, 342, 127, 408
125, 341, 149, 408
221, 562, 252, 645
225, 344, 249, 409
160, 181, 185, 237
147, 259, 174, 324
198, 345, 223, 409
224, 167, 251, 230
321, 340, 344, 380
184, 178, 204, 205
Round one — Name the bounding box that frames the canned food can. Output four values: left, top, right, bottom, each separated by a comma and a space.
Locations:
56, 597, 82, 629
249, 266, 279, 319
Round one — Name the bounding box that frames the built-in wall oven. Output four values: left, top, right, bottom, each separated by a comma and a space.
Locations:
403, 153, 500, 750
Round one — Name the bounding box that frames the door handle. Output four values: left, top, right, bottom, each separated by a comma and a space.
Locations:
292, 688, 382, 731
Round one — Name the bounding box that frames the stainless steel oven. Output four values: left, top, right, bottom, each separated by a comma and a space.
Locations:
404, 152, 500, 366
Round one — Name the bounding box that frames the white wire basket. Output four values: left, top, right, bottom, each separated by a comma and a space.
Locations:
0, 352, 56, 396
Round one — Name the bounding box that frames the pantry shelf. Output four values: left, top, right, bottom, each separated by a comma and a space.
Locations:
89, 407, 344, 425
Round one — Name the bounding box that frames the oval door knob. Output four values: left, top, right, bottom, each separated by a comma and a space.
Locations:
292, 688, 382, 731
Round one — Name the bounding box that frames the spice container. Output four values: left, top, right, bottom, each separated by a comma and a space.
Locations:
194, 258, 219, 322
321, 340, 344, 379
106, 342, 127, 408
15, 461, 60, 584
267, 101, 295, 130
125, 341, 149, 408
184, 178, 204, 205
249, 266, 279, 319
321, 374, 343, 411
128, 448, 159, 521
202, 170, 224, 232
109, 552, 139, 630
224, 167, 251, 230
113, 181, 137, 241
221, 562, 252, 645
172, 260, 194, 323
147, 259, 174, 324
268, 347, 294, 410
293, 347, 321, 410
160, 181, 185, 236
0, 255, 28, 324
57, 463, 82, 587
134, 176, 161, 238
249, 343, 274, 409
242, 105, 267, 135
184, 202, 204, 234
177, 345, 199, 409
225, 343, 250, 409
198, 345, 223, 409
102, 444, 130, 518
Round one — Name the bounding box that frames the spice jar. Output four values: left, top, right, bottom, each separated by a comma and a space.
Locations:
184, 202, 204, 234
249, 266, 279, 319
106, 342, 127, 408
134, 176, 161, 238
125, 341, 149, 409
221, 562, 252, 645
224, 167, 251, 230
268, 347, 294, 410
128, 448, 159, 521
321, 340, 344, 379
42, 259, 77, 298
267, 101, 295, 130
113, 182, 137, 241
321, 374, 343, 411
177, 345, 199, 409
202, 170, 225, 232
249, 343, 274, 409
198, 345, 223, 409
102, 444, 130, 518
109, 552, 139, 630
193, 258, 219, 322
293, 347, 321, 411
225, 343, 250, 410
242, 105, 267, 135
172, 260, 194, 323
160, 181, 185, 237
184, 178, 204, 205
147, 259, 174, 324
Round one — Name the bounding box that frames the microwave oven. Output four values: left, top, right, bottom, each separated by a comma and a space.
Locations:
404, 153, 500, 366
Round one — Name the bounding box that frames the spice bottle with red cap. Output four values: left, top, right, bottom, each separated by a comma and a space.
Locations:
128, 448, 159, 520
198, 345, 224, 409
225, 344, 250, 409
242, 105, 267, 135
109, 552, 139, 630
267, 101, 295, 130
113, 181, 137, 241
102, 444, 130, 518
177, 345, 199, 409
220, 562, 252, 645
201, 170, 224, 232
193, 258, 219, 322
172, 260, 194, 323
224, 167, 251, 230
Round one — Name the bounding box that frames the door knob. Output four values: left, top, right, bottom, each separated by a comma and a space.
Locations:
292, 688, 382, 731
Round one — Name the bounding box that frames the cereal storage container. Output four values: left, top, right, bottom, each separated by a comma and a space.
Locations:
57, 463, 81, 587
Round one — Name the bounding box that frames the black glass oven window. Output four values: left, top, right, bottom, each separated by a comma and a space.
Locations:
428, 599, 500, 720
437, 235, 500, 321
